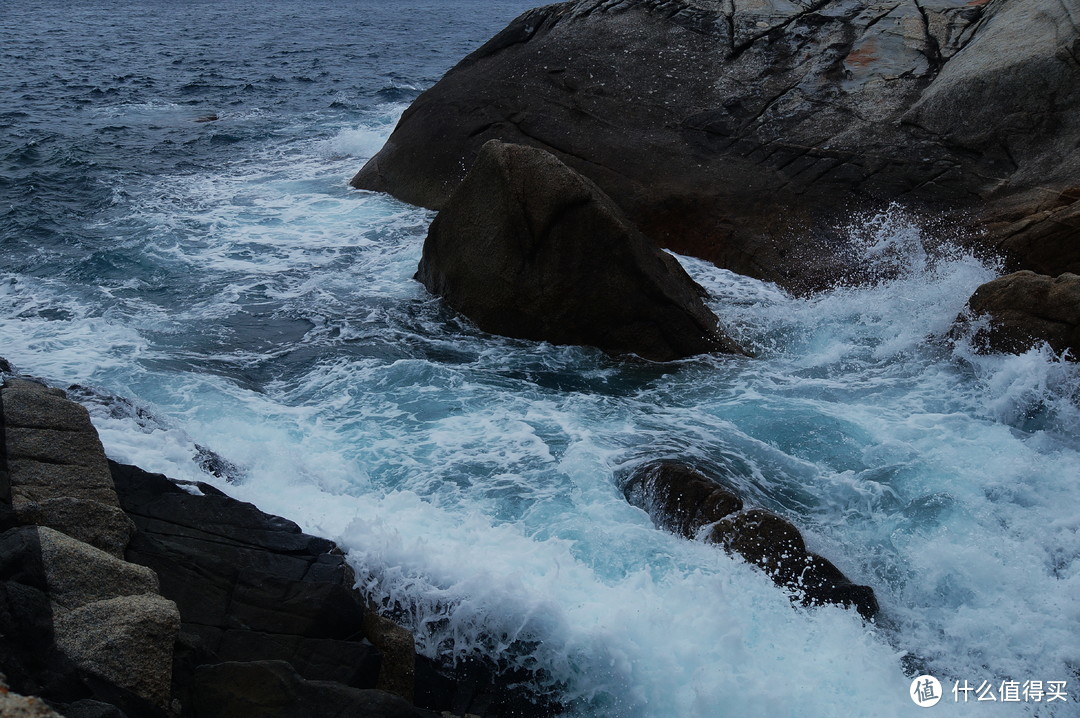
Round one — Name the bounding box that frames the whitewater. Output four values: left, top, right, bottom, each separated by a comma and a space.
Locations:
2, 1, 1078, 716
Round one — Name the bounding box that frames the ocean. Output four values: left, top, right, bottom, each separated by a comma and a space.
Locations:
2, 1, 1078, 715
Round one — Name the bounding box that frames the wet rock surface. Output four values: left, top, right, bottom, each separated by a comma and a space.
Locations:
190, 660, 421, 718
109, 462, 388, 706
623, 461, 744, 539
956, 270, 1080, 359
706, 509, 879, 619
623, 460, 878, 619
354, 0, 1080, 289
416, 139, 745, 361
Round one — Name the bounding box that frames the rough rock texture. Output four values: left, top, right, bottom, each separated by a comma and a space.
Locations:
956, 270, 1080, 358
354, 0, 1080, 289
623, 461, 878, 618
416, 139, 745, 360
0, 533, 172, 717
108, 463, 387, 709
2, 379, 134, 557
362, 608, 417, 701
52, 594, 181, 710
191, 660, 421, 718
1, 378, 179, 715
36, 527, 160, 611
0, 676, 66, 718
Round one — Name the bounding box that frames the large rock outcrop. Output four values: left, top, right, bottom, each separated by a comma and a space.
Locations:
416, 139, 745, 361
354, 0, 1080, 289
0, 378, 180, 717
954, 270, 1080, 358
0, 375, 415, 718
623, 461, 879, 619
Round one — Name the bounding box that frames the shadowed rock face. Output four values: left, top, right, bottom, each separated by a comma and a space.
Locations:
623, 461, 878, 619
354, 0, 1080, 289
416, 139, 746, 361
109, 462, 388, 707
191, 660, 421, 718
956, 270, 1080, 358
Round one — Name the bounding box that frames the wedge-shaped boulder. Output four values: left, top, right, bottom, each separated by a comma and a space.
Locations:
415, 140, 745, 361
52, 593, 180, 710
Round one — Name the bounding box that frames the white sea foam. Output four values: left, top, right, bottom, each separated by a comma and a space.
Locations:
4, 106, 1078, 718
318, 106, 408, 160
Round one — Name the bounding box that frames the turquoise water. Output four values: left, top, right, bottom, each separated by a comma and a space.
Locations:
2, 1, 1078, 715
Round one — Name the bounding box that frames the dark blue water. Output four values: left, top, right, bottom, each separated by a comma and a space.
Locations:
3, 2, 1080, 716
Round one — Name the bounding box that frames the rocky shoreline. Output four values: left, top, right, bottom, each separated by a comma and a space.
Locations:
0, 369, 559, 718
4, 0, 1080, 715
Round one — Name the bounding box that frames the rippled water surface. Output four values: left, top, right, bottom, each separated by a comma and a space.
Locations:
2, 2, 1079, 716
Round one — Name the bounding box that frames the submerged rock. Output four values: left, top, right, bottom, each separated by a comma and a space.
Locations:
622, 461, 743, 539
416, 139, 746, 361
956, 271, 1080, 359
354, 0, 1080, 289
623, 461, 878, 619
706, 509, 879, 620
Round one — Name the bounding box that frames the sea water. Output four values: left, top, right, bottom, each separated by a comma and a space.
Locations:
2, 1, 1078, 716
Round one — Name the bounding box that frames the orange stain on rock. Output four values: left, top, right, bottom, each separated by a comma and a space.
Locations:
846, 41, 877, 68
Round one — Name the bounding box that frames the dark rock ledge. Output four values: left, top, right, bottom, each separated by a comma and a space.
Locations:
0, 370, 558, 718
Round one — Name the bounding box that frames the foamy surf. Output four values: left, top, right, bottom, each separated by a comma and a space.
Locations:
2, 5, 1078, 711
